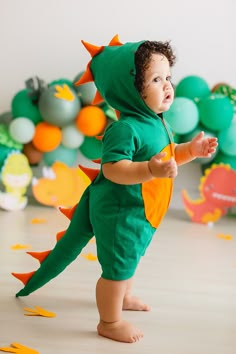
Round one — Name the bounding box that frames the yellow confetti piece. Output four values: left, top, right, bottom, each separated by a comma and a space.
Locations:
24, 306, 56, 318
216, 233, 233, 240
0, 342, 39, 353
30, 218, 46, 224
81, 252, 98, 261
11, 244, 31, 250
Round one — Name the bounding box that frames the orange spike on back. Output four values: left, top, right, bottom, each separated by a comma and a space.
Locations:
78, 165, 100, 182
109, 34, 123, 46
92, 90, 104, 105
95, 135, 103, 141
75, 63, 94, 86
92, 158, 101, 164
59, 204, 78, 220
26, 250, 51, 264
56, 229, 66, 242
81, 40, 104, 58
12, 271, 36, 285
115, 110, 120, 119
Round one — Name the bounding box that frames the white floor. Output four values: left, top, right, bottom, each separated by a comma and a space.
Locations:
0, 204, 236, 354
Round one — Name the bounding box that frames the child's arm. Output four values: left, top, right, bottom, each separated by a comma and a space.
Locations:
103, 152, 178, 185
175, 131, 218, 166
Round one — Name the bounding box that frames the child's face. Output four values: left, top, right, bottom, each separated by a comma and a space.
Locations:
142, 53, 174, 114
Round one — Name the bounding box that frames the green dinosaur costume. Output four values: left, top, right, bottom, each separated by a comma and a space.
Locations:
14, 35, 174, 297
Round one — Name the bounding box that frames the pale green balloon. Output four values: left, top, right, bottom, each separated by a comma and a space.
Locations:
62, 124, 84, 149
9, 117, 35, 144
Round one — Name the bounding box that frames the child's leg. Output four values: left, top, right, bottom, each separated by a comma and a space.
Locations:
123, 277, 151, 311
96, 277, 144, 343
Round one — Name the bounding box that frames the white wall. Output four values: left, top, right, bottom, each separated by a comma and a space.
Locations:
0, 0, 235, 209
0, 0, 235, 113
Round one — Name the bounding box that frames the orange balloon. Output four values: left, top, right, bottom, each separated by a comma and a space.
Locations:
75, 106, 106, 137
32, 122, 62, 152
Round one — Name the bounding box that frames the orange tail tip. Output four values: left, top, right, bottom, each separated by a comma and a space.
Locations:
56, 229, 66, 242
115, 110, 120, 119
26, 250, 51, 263
78, 165, 100, 182
12, 271, 36, 285
59, 204, 78, 220
92, 90, 104, 105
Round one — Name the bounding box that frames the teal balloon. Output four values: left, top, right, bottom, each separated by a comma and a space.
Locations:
163, 97, 199, 134
62, 124, 84, 149
11, 89, 42, 124
213, 151, 236, 170
0, 144, 16, 171
73, 71, 97, 106
175, 75, 210, 102
79, 136, 102, 160
199, 93, 234, 131
39, 85, 81, 127
218, 122, 236, 156
9, 117, 35, 144
43, 144, 78, 167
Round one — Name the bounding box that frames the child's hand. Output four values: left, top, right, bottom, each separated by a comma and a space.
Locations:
148, 152, 178, 178
189, 131, 218, 158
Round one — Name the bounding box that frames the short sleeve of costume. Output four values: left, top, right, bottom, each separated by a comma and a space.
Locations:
101, 121, 139, 164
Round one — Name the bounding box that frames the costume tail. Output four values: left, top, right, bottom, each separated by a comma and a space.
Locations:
12, 165, 100, 297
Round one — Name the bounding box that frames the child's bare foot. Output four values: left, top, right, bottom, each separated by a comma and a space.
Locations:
97, 319, 143, 343
123, 295, 151, 311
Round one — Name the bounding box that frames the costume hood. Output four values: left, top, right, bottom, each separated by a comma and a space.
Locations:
75, 35, 158, 120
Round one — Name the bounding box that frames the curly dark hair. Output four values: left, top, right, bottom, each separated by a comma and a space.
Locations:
134, 40, 176, 96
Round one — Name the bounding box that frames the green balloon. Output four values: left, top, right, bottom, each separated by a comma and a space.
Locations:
213, 151, 236, 170
218, 122, 236, 156
43, 144, 78, 167
11, 89, 42, 125
79, 137, 102, 160
199, 93, 234, 131
163, 97, 199, 134
175, 75, 210, 102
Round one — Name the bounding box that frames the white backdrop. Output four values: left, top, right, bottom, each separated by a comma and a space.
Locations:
0, 0, 235, 113
0, 0, 235, 209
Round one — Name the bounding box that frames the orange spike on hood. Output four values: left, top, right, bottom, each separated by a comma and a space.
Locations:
78, 165, 100, 182
81, 40, 104, 58
12, 271, 36, 285
92, 90, 104, 105
75, 63, 94, 86
109, 34, 123, 46
26, 250, 51, 264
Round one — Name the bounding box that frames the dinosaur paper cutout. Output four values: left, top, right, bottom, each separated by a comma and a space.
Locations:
182, 164, 236, 224
32, 161, 91, 208
0, 152, 32, 211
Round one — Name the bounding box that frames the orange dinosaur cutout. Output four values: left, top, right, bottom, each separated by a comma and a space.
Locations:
182, 164, 236, 224
32, 161, 91, 208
